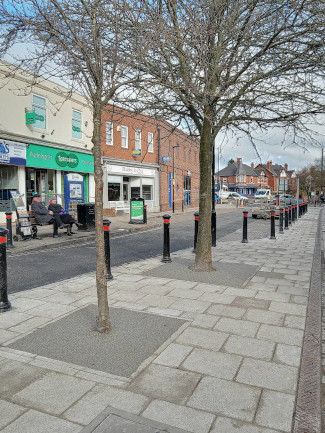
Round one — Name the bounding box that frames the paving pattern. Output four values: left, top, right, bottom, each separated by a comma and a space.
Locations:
0, 206, 319, 433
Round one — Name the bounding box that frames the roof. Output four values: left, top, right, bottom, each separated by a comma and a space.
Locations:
217, 161, 258, 177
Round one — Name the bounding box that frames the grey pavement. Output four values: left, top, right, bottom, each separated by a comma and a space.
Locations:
0, 204, 321, 433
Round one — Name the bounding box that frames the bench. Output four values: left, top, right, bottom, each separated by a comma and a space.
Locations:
28, 210, 71, 239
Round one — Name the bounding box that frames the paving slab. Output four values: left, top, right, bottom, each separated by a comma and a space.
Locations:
127, 364, 200, 404
1, 409, 81, 433
187, 376, 261, 422
11, 371, 94, 415
8, 306, 187, 377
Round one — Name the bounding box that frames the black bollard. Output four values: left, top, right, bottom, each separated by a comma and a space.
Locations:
242, 210, 248, 243
0, 228, 11, 313
5, 212, 14, 249
193, 212, 199, 253
162, 214, 172, 263
291, 204, 295, 223
279, 208, 284, 234
182, 200, 184, 212
103, 219, 113, 280
211, 209, 216, 247
270, 210, 276, 240
143, 205, 147, 224
288, 205, 292, 225
284, 207, 289, 229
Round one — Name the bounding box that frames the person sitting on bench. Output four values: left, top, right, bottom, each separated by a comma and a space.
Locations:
31, 194, 64, 229
48, 198, 81, 234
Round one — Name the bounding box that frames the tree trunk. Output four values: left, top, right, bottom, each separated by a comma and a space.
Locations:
92, 101, 111, 333
194, 115, 213, 271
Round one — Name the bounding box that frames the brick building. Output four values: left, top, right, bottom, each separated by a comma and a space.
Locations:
216, 158, 268, 196
255, 161, 297, 194
101, 105, 200, 214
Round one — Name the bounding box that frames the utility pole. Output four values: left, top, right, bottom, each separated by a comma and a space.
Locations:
321, 146, 324, 195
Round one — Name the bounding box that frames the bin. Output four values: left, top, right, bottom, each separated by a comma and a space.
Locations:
77, 203, 95, 231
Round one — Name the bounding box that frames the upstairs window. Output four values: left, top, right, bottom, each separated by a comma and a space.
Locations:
32, 95, 46, 130
72, 110, 82, 139
106, 121, 113, 145
148, 132, 154, 153
135, 129, 141, 150
121, 126, 128, 148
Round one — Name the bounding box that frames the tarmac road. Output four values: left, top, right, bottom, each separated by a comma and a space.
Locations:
7, 210, 248, 293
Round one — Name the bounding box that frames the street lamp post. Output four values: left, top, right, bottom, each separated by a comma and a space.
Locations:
211, 147, 216, 247
172, 145, 180, 213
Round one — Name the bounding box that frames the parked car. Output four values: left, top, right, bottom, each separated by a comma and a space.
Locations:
227, 192, 248, 203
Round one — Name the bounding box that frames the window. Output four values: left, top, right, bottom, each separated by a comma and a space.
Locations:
121, 126, 128, 148
135, 129, 141, 150
108, 183, 120, 201
169, 141, 171, 155
148, 132, 154, 153
183, 148, 186, 161
251, 176, 253, 183
106, 121, 113, 145
189, 149, 191, 160
240, 175, 243, 182
244, 175, 246, 182
236, 176, 239, 182
32, 95, 46, 129
176, 146, 179, 157
142, 185, 152, 200
72, 110, 82, 139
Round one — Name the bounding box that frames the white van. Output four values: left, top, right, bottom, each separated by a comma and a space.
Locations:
254, 189, 272, 201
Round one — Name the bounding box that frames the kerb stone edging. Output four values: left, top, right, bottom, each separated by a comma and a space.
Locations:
293, 209, 322, 433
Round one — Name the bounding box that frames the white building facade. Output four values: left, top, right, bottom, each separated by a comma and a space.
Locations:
0, 61, 95, 222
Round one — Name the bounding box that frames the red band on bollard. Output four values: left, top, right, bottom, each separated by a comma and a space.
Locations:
280, 210, 284, 213
243, 213, 248, 217
103, 226, 110, 231
0, 237, 6, 243
271, 211, 275, 216
164, 219, 170, 224
195, 217, 199, 221
6, 215, 12, 219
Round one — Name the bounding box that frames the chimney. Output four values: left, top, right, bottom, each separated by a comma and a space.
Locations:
251, 162, 254, 169
237, 157, 242, 164
284, 163, 288, 170
266, 161, 271, 170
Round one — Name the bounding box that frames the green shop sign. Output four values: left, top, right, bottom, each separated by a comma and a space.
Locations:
26, 144, 94, 173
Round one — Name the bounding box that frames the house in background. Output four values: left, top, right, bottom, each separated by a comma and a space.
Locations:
215, 158, 268, 196
216, 158, 296, 197
255, 161, 297, 195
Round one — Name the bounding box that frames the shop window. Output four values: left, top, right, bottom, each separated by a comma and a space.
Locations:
108, 183, 120, 201
72, 110, 82, 139
142, 185, 152, 200
106, 121, 113, 145
121, 126, 128, 148
148, 132, 154, 153
135, 129, 141, 150
131, 186, 140, 199
32, 95, 46, 130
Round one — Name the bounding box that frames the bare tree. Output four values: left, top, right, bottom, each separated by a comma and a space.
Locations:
0, 0, 140, 332
131, 0, 325, 271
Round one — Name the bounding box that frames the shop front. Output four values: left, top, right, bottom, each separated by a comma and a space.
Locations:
105, 162, 159, 213
25, 143, 94, 212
